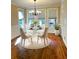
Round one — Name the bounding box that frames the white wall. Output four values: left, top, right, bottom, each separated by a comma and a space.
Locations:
11, 25, 20, 39
60, 0, 67, 46
11, 4, 20, 39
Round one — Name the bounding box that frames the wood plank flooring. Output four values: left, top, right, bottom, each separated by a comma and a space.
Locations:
11, 33, 67, 59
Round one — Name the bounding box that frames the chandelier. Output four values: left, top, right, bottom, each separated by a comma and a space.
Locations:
29, 0, 41, 16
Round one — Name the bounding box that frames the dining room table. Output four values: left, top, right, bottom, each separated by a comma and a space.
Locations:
26, 25, 44, 37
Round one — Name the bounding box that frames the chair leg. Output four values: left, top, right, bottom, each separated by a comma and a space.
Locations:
31, 38, 33, 44
44, 38, 46, 45
44, 38, 45, 45
21, 39, 23, 46
25, 40, 26, 46
24, 39, 25, 47
37, 37, 39, 43
41, 38, 43, 41
46, 37, 48, 43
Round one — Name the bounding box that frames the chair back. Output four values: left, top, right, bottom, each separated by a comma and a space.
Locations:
20, 28, 27, 39
43, 27, 48, 37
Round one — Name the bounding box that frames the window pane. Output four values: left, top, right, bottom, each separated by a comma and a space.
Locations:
18, 11, 24, 28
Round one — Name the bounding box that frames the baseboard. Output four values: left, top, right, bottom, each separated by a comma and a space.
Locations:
59, 34, 67, 47
63, 38, 67, 47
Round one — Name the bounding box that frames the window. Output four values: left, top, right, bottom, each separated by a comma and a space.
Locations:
18, 9, 24, 28
48, 18, 56, 28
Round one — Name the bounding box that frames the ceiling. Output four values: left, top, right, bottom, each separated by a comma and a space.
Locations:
11, 0, 61, 9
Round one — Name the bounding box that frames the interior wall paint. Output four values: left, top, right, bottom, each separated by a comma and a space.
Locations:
60, 0, 67, 46
11, 4, 18, 25
11, 25, 20, 39
11, 4, 20, 39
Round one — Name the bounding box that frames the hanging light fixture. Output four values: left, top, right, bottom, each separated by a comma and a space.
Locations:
33, 0, 37, 15
29, 0, 41, 16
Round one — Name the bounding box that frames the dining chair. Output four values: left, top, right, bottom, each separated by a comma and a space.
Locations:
37, 27, 48, 45
20, 28, 32, 46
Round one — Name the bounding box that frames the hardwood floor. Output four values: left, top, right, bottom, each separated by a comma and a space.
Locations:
11, 33, 67, 59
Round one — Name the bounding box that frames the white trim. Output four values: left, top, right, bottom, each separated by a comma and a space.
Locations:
61, 35, 67, 47
63, 37, 67, 47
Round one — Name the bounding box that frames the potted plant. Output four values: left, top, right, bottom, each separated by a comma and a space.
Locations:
55, 25, 60, 35
33, 20, 38, 26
